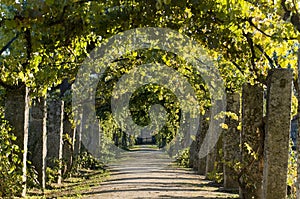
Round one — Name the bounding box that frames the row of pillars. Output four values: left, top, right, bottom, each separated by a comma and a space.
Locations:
27, 97, 69, 187
4, 89, 80, 196
190, 68, 293, 199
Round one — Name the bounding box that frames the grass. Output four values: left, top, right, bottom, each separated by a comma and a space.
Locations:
130, 144, 159, 149
26, 168, 109, 199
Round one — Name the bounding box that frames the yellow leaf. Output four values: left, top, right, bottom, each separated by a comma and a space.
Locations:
220, 123, 228, 129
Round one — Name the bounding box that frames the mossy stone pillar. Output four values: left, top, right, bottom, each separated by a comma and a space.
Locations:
263, 69, 292, 199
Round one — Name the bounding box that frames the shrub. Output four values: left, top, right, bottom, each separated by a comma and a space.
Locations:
175, 148, 190, 168
0, 112, 23, 197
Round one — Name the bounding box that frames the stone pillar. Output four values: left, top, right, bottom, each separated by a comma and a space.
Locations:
205, 101, 223, 180
5, 86, 27, 149
47, 98, 64, 184
197, 111, 210, 175
263, 69, 292, 199
297, 47, 300, 199
190, 115, 203, 171
63, 114, 74, 175
74, 121, 81, 156
189, 113, 200, 169
5, 86, 30, 197
122, 131, 127, 147
72, 128, 78, 155
28, 97, 47, 189
240, 83, 264, 199
80, 102, 100, 158
189, 140, 196, 168
205, 142, 216, 179
223, 92, 240, 189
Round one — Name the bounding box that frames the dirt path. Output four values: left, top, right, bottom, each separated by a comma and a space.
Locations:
81, 146, 239, 199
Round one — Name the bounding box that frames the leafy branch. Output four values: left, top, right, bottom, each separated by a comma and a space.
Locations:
246, 17, 297, 40
0, 33, 19, 56
281, 0, 300, 32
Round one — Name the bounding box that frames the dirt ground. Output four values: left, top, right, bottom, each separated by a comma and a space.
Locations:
81, 146, 239, 199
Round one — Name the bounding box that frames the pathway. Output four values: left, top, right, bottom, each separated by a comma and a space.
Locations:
81, 146, 239, 199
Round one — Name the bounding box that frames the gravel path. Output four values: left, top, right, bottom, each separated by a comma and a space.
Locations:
82, 146, 239, 199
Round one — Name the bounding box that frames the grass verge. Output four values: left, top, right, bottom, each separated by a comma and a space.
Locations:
26, 168, 109, 199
